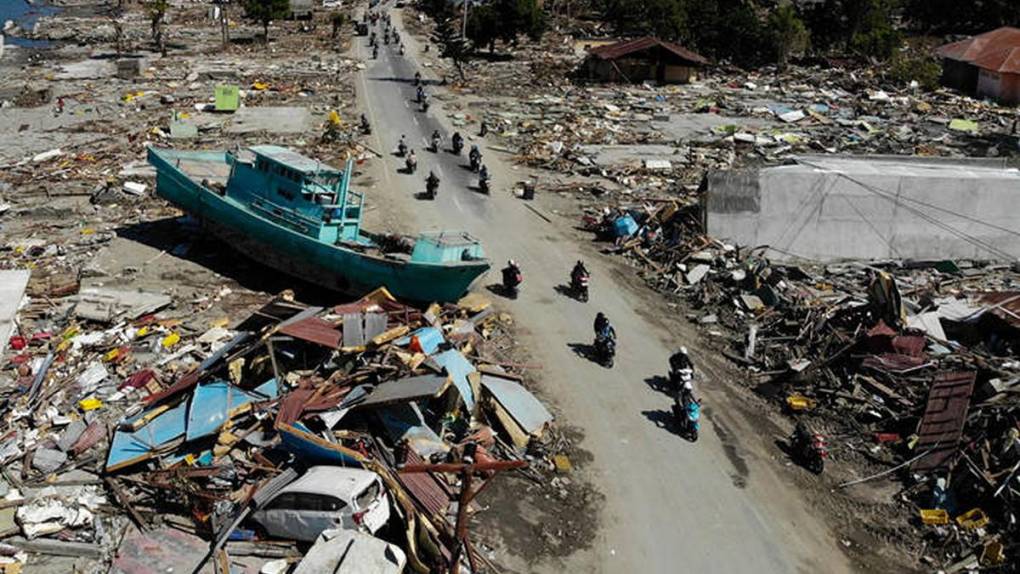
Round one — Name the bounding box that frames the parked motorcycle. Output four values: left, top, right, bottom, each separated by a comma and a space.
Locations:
790, 424, 828, 474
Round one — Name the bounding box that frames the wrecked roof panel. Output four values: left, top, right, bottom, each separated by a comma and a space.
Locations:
354, 375, 451, 409
912, 371, 976, 472
481, 375, 553, 435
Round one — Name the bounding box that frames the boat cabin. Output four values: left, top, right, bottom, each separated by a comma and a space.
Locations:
227, 145, 364, 245
411, 231, 485, 263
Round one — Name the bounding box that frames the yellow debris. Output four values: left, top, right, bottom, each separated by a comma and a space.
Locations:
161, 332, 181, 349
919, 508, 949, 525
79, 397, 103, 411
553, 454, 573, 473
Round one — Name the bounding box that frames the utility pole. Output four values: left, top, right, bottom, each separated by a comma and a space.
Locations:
400, 444, 527, 574
460, 0, 468, 39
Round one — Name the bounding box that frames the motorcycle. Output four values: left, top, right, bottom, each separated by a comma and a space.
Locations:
452, 138, 464, 155
372, 46, 379, 59
571, 270, 590, 302
791, 426, 828, 474
502, 266, 522, 300
360, 120, 372, 135
672, 392, 701, 441
431, 135, 441, 153
425, 177, 438, 200
405, 155, 417, 173
397, 141, 407, 157
594, 333, 616, 368
469, 153, 481, 172
421, 100, 430, 113
478, 175, 490, 194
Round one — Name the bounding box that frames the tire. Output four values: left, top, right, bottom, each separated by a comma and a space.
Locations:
690, 426, 698, 442
809, 457, 824, 474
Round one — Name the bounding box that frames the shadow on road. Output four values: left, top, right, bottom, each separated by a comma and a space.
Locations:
644, 375, 673, 396
567, 342, 599, 364
642, 409, 681, 435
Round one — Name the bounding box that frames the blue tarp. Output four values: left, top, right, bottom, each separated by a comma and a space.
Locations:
431, 349, 476, 411
612, 215, 639, 238
394, 327, 444, 355
279, 422, 364, 466
186, 378, 279, 441
106, 401, 189, 471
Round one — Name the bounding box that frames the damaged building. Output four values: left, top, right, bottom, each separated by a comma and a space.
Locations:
937, 26, 1020, 105
704, 155, 1020, 263
579, 36, 709, 85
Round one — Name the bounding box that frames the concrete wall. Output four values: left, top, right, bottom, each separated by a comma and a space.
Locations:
705, 156, 1020, 263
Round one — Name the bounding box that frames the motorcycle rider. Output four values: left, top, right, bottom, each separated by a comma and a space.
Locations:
373, 44, 379, 59
425, 170, 439, 198
397, 135, 407, 156
502, 259, 522, 295
405, 149, 417, 172
571, 260, 589, 285
478, 164, 490, 192
431, 130, 441, 152
414, 71, 422, 86
669, 347, 695, 396
468, 145, 481, 171
593, 312, 615, 341
359, 114, 371, 134
479, 120, 489, 137
451, 131, 464, 154
416, 86, 424, 103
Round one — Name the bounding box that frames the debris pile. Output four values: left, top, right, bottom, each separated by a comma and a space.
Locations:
1, 280, 572, 572
581, 197, 1020, 568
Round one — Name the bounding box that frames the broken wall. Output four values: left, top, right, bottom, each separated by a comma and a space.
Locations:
705, 156, 1020, 262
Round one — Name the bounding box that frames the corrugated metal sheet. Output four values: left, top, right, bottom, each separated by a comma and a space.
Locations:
589, 36, 709, 65
937, 27, 1020, 73
280, 316, 341, 348
912, 371, 976, 472
398, 451, 451, 518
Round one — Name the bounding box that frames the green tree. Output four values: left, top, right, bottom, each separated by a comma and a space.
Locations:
466, 5, 500, 52
243, 0, 290, 43
432, 11, 469, 79
848, 0, 900, 60
768, 3, 809, 68
145, 0, 169, 56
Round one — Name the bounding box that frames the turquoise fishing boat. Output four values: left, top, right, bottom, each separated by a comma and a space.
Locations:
147, 145, 489, 302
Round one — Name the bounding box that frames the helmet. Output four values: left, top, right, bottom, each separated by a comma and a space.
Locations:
679, 346, 688, 355
596, 312, 605, 321
508, 259, 517, 267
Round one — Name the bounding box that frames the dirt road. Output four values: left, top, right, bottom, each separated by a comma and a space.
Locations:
355, 9, 855, 573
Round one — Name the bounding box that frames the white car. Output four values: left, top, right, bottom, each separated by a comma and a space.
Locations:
250, 466, 390, 542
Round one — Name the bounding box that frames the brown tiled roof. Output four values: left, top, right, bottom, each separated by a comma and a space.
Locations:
937, 27, 1020, 74
589, 36, 709, 66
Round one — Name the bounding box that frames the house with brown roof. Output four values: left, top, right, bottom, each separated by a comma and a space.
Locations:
937, 27, 1020, 105
580, 37, 709, 85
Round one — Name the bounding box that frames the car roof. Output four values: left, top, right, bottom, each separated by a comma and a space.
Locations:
277, 466, 380, 499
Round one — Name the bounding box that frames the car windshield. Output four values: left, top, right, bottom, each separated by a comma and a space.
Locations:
355, 480, 380, 509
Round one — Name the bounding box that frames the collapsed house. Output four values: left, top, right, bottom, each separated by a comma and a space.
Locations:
704, 155, 1020, 263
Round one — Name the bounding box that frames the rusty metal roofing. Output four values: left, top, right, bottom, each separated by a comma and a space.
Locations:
398, 451, 451, 518
589, 36, 709, 65
911, 371, 976, 472
937, 27, 1020, 74
280, 316, 341, 348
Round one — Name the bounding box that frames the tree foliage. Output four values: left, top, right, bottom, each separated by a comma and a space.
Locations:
464, 0, 546, 53
768, 4, 808, 68
243, 0, 290, 43
904, 0, 1018, 34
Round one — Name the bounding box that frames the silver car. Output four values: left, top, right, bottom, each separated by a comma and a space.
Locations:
251, 466, 391, 542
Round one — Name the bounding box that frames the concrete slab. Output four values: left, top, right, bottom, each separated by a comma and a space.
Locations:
54, 59, 117, 80
706, 155, 1020, 262
225, 107, 314, 134
0, 269, 30, 352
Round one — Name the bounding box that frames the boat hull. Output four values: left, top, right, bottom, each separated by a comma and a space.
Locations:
148, 148, 488, 302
